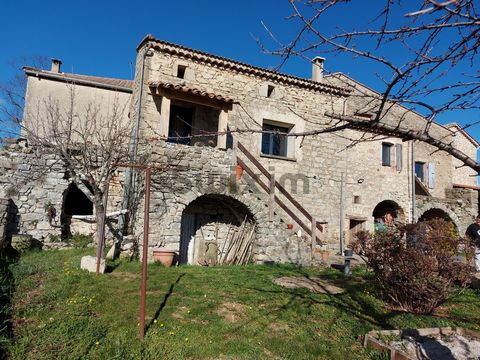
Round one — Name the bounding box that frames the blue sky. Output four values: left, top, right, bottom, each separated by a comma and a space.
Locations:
1, 0, 479, 146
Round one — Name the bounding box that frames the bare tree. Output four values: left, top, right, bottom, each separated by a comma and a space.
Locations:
22, 82, 132, 251
0, 56, 49, 142
261, 0, 480, 172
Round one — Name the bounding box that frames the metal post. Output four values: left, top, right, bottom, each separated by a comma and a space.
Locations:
139, 166, 151, 339
96, 177, 110, 275
339, 172, 345, 256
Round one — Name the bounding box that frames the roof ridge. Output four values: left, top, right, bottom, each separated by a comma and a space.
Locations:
23, 66, 132, 83
138, 35, 350, 96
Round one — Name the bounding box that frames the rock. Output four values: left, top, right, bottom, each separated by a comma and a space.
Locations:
122, 242, 134, 251
80, 255, 105, 273
273, 276, 345, 294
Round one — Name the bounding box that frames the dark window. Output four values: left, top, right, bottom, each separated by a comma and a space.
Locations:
353, 195, 361, 204
177, 65, 186, 79
267, 85, 275, 98
168, 105, 194, 145
382, 143, 392, 166
261, 123, 288, 157
415, 161, 425, 182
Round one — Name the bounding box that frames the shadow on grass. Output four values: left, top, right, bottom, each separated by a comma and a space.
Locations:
0, 247, 19, 360
146, 273, 186, 333
225, 265, 403, 337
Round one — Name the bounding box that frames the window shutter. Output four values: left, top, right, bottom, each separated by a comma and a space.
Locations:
382, 143, 391, 166
395, 144, 402, 171
428, 162, 435, 189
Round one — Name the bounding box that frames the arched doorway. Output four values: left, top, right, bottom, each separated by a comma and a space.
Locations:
418, 208, 457, 233
180, 194, 255, 265
372, 200, 405, 225
61, 183, 93, 238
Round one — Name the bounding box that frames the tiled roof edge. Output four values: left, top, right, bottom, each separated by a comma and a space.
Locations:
23, 67, 133, 93
137, 35, 350, 97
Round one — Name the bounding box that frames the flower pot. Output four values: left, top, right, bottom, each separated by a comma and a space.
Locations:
11, 234, 33, 252
321, 250, 330, 264
152, 249, 176, 267
344, 249, 353, 257
235, 164, 244, 180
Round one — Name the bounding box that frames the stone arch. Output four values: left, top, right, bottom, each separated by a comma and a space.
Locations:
416, 204, 459, 233
179, 194, 257, 265
372, 199, 406, 223
63, 183, 93, 216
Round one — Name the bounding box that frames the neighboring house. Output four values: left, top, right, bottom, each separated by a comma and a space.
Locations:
0, 35, 478, 264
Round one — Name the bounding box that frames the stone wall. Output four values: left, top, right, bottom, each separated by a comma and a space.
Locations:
0, 144, 123, 247
131, 142, 315, 265
445, 124, 478, 187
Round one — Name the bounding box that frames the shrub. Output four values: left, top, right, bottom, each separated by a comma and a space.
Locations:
70, 233, 93, 248
351, 219, 474, 314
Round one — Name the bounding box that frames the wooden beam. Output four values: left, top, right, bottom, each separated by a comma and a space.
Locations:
149, 89, 232, 111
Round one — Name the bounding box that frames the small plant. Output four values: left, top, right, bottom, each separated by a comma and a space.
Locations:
351, 219, 474, 314
44, 202, 57, 225
227, 178, 238, 194
47, 234, 61, 243
70, 233, 93, 249
4, 186, 18, 198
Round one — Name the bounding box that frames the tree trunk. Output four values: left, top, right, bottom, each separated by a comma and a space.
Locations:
94, 199, 106, 274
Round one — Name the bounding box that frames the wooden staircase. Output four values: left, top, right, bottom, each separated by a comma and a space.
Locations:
235, 141, 324, 245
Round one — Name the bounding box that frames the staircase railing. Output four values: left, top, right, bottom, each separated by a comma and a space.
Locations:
236, 141, 324, 244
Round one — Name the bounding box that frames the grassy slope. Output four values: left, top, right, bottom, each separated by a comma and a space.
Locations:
5, 249, 480, 360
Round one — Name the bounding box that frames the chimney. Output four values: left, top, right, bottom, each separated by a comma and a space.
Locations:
312, 56, 325, 82
51, 58, 62, 73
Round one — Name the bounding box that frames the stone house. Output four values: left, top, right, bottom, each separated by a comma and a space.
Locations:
0, 34, 478, 264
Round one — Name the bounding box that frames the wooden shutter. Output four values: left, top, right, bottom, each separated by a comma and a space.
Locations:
395, 144, 403, 171
428, 162, 436, 189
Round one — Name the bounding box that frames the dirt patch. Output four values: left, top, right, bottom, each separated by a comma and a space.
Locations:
273, 276, 345, 294
217, 302, 247, 323
109, 272, 139, 280
391, 334, 480, 359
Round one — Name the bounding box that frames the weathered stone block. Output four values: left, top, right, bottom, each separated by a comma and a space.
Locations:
80, 255, 105, 273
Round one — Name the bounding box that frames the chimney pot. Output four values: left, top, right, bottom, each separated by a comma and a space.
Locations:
51, 58, 62, 73
312, 56, 325, 82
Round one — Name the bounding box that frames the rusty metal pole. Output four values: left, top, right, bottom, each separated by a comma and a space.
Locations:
96, 177, 110, 275
139, 166, 151, 339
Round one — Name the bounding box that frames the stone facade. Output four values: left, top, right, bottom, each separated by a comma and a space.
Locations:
0, 143, 123, 248
1, 35, 478, 265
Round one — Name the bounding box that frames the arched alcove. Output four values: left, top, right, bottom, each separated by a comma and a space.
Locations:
372, 199, 405, 223
179, 194, 255, 265
63, 183, 93, 216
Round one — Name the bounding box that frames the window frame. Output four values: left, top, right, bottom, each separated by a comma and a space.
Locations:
415, 161, 426, 182
261, 121, 291, 158
382, 142, 393, 166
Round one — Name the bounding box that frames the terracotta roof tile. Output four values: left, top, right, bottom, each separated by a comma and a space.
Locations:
149, 81, 234, 103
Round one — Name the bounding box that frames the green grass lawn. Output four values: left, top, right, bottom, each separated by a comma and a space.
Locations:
3, 249, 480, 359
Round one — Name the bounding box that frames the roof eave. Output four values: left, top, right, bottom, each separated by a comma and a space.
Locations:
23, 67, 133, 94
